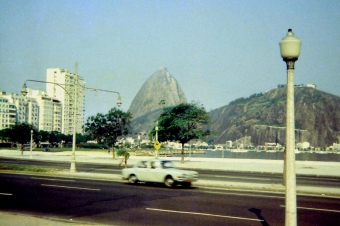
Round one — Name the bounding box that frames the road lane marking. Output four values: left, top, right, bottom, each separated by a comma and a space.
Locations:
32, 177, 75, 182
41, 184, 100, 191
146, 208, 263, 222
0, 193, 12, 196
213, 175, 271, 180
280, 205, 340, 213
204, 191, 284, 199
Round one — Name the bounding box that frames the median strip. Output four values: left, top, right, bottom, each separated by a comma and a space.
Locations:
280, 205, 340, 213
146, 208, 263, 222
41, 184, 100, 191
0, 163, 62, 172
204, 191, 284, 199
214, 175, 271, 180
32, 177, 75, 182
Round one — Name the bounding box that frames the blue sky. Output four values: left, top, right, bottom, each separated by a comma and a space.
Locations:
1, 0, 339, 118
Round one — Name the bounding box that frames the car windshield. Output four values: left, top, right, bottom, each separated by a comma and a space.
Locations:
161, 161, 175, 169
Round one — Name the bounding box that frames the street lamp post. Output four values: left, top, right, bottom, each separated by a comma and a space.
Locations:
70, 65, 79, 173
22, 75, 122, 173
138, 134, 140, 149
30, 130, 33, 159
279, 28, 302, 226
155, 121, 159, 158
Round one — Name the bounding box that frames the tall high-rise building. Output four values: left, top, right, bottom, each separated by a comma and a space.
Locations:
46, 68, 85, 135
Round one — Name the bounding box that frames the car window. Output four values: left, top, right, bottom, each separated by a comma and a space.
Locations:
137, 161, 148, 168
151, 161, 161, 169
161, 161, 175, 169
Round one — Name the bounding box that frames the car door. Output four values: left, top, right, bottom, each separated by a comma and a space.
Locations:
147, 160, 165, 183
135, 160, 150, 181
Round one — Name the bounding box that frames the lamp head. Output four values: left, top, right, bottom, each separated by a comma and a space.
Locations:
21, 83, 28, 97
279, 29, 302, 61
117, 95, 122, 107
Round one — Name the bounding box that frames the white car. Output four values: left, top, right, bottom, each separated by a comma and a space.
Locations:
122, 159, 198, 188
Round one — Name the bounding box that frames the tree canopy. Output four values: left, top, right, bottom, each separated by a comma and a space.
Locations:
0, 124, 87, 149
149, 102, 210, 163
4, 123, 37, 145
84, 107, 132, 158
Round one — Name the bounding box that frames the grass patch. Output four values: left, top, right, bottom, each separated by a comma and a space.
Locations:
0, 164, 63, 172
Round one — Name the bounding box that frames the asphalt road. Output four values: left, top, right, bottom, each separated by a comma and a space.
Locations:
1, 157, 340, 188
1, 173, 340, 226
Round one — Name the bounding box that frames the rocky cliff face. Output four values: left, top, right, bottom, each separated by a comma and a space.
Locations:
128, 67, 187, 133
206, 87, 340, 147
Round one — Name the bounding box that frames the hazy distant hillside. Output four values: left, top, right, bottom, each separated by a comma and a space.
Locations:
206, 87, 340, 147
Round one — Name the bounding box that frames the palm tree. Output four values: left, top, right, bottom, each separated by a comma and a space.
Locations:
117, 149, 130, 168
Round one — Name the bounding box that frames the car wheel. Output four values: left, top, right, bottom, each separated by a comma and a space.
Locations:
164, 176, 175, 188
128, 174, 138, 184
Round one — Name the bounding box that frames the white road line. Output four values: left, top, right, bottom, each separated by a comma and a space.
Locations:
41, 184, 100, 191
32, 177, 75, 182
280, 205, 340, 213
146, 208, 263, 222
213, 175, 271, 180
204, 191, 284, 199
0, 193, 12, 196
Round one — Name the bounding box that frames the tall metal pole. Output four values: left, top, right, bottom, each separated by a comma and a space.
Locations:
279, 29, 301, 226
155, 120, 158, 158
30, 130, 33, 159
155, 121, 158, 141
285, 60, 297, 226
70, 62, 78, 173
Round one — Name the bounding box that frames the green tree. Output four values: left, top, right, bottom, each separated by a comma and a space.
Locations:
37, 130, 50, 142
0, 128, 10, 142
117, 149, 130, 168
76, 133, 89, 144
149, 102, 210, 163
84, 107, 132, 159
6, 123, 38, 155
48, 131, 64, 146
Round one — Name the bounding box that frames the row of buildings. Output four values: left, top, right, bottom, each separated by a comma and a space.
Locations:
0, 68, 85, 134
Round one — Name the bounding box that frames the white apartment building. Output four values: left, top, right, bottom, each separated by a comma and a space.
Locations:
333, 143, 340, 152
0, 96, 16, 130
0, 89, 62, 132
296, 142, 310, 150
0, 91, 39, 129
226, 140, 233, 148
26, 89, 62, 132
46, 68, 85, 134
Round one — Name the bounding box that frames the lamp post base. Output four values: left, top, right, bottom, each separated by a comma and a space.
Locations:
70, 161, 77, 173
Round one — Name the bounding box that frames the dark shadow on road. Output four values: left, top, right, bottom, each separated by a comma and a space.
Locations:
248, 208, 269, 226
124, 181, 199, 190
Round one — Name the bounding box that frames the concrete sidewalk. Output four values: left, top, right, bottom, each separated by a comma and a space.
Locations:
1, 149, 340, 197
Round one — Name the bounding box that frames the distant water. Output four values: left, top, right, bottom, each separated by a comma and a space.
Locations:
169, 150, 340, 162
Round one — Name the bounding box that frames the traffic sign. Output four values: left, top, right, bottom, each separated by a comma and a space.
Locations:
154, 141, 161, 150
